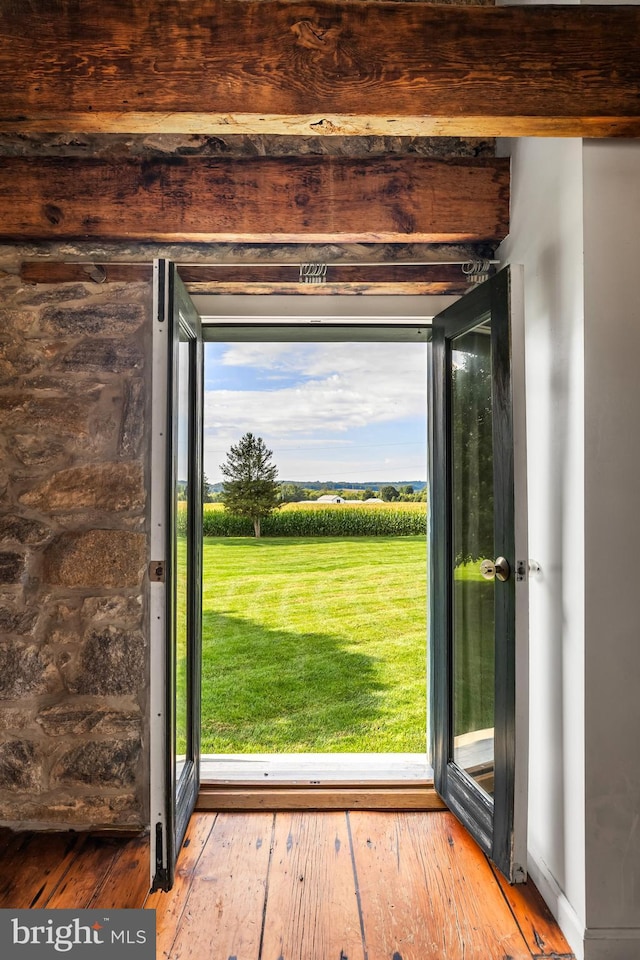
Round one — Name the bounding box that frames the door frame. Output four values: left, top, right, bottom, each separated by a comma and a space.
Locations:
149, 261, 204, 889
198, 313, 436, 806
150, 279, 527, 848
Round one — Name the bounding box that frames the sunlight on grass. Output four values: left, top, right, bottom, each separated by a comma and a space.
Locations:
201, 536, 427, 753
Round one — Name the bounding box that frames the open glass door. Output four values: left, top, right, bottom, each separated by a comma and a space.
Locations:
429, 265, 528, 882
151, 260, 203, 890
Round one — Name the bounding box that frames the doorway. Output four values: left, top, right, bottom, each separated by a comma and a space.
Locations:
200, 321, 431, 786
150, 263, 528, 890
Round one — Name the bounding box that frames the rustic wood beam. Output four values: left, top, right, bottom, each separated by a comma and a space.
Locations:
183, 282, 464, 295
20, 261, 487, 296
0, 2, 638, 138
20, 262, 152, 284
183, 263, 477, 286
1, 157, 509, 243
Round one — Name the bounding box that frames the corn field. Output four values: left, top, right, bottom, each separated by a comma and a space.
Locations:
197, 501, 427, 537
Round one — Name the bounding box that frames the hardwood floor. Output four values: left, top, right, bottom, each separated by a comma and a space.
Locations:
0, 829, 149, 910
146, 811, 575, 960
0, 812, 575, 960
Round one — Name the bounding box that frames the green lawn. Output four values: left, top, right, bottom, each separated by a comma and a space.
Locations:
201, 536, 427, 753
453, 569, 495, 737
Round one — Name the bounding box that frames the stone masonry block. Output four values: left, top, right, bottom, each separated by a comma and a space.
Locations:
0, 308, 41, 340
58, 340, 144, 374
36, 703, 142, 737
0, 396, 89, 436
20, 375, 104, 396
0, 740, 42, 792
43, 530, 147, 587
65, 625, 145, 697
15, 284, 90, 308
0, 515, 51, 545
51, 740, 141, 788
0, 341, 43, 384
119, 379, 145, 458
12, 434, 68, 467
81, 595, 142, 625
19, 462, 145, 513
41, 303, 146, 336
0, 706, 36, 732
0, 641, 62, 699
0, 552, 26, 584
0, 603, 38, 635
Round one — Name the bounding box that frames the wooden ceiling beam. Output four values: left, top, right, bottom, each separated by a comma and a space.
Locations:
0, 1, 638, 138
20, 260, 488, 295
20, 262, 483, 285
0, 156, 509, 243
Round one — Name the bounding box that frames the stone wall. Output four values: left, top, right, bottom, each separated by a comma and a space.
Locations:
0, 246, 151, 830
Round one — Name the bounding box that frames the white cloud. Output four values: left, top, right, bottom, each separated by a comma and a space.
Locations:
220, 342, 300, 370
207, 342, 425, 432
204, 341, 427, 482
220, 341, 425, 379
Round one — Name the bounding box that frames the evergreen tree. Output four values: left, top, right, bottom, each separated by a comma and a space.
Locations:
220, 433, 280, 538
451, 332, 493, 564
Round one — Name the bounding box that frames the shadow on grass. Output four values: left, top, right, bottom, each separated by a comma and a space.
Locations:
201, 610, 385, 753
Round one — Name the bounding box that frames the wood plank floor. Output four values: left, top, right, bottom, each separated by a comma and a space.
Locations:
146, 812, 575, 960
0, 830, 150, 910
0, 813, 575, 960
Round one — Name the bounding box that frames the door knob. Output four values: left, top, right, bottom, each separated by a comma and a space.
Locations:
480, 557, 510, 582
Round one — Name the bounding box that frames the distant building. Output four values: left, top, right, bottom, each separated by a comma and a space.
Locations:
365, 497, 384, 503
316, 495, 344, 503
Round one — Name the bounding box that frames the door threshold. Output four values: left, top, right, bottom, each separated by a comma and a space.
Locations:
197, 783, 445, 811
198, 753, 443, 811
200, 752, 434, 785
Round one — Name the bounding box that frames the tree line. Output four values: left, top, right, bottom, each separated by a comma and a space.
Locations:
207, 432, 426, 537
200, 476, 426, 505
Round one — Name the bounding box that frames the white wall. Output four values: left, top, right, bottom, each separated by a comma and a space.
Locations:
582, 139, 640, 959
498, 136, 640, 960
497, 137, 587, 955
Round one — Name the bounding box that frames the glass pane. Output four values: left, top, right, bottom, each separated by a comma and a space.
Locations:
175, 334, 191, 783
451, 319, 495, 795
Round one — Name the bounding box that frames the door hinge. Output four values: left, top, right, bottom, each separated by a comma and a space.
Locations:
149, 560, 165, 583
152, 822, 169, 891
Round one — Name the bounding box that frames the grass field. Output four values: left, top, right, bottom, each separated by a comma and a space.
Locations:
452, 571, 495, 738
200, 536, 428, 753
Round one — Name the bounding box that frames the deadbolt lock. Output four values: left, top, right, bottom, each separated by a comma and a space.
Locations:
480, 557, 511, 582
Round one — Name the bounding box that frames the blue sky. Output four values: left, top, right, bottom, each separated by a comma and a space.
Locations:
204, 341, 427, 484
